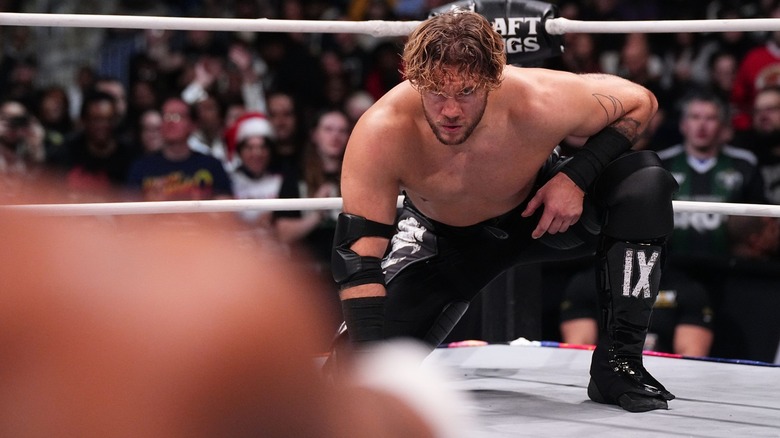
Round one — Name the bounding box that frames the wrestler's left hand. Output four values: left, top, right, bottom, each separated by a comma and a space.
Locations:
521, 173, 584, 239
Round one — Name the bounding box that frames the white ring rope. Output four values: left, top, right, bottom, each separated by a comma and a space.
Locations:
5, 197, 365, 216
0, 13, 420, 36
545, 17, 780, 34
6, 198, 780, 218
4, 12, 780, 35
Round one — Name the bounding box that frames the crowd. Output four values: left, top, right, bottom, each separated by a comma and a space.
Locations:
0, 0, 778, 362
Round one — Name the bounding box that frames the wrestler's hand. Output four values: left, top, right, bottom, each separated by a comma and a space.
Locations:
521, 173, 584, 239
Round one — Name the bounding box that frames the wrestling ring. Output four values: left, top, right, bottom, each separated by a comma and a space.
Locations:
1, 3, 779, 437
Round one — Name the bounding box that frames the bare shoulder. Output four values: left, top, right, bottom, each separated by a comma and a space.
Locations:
496, 67, 587, 122
347, 81, 419, 162
497, 66, 653, 136
500, 66, 586, 97
341, 83, 415, 222
501, 66, 639, 96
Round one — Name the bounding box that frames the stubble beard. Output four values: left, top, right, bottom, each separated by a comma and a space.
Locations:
422, 96, 487, 146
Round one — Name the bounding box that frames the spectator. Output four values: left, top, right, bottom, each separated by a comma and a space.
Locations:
734, 85, 780, 203
547, 33, 602, 74
706, 51, 739, 107
657, 91, 767, 259
0, 26, 37, 94
267, 91, 307, 179
66, 65, 98, 122
137, 109, 164, 155
181, 40, 268, 115
659, 32, 701, 97
256, 32, 326, 115
327, 31, 371, 92
731, 4, 780, 131
276, 109, 350, 266
179, 45, 227, 105
0, 100, 45, 198
59, 91, 138, 195
363, 40, 404, 102
0, 100, 44, 170
4, 55, 39, 111
608, 33, 664, 93
609, 33, 672, 150
690, 5, 754, 85
223, 40, 269, 114
134, 28, 185, 93
187, 95, 236, 171
94, 77, 128, 126
321, 59, 352, 110
560, 265, 714, 356
181, 28, 230, 67
127, 97, 232, 201
34, 85, 74, 162
126, 79, 162, 136
226, 113, 283, 231
94, 76, 135, 146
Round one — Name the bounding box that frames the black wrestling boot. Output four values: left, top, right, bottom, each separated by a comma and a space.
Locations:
587, 239, 675, 412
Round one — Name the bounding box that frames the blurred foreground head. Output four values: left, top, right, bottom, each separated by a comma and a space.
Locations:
0, 184, 474, 438
0, 189, 341, 437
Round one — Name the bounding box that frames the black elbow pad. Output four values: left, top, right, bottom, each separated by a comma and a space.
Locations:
332, 213, 395, 289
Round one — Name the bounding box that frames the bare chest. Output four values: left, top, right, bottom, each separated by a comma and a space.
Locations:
399, 134, 556, 224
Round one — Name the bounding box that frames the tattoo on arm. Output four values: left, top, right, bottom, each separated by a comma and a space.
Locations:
593, 93, 625, 122
592, 93, 641, 141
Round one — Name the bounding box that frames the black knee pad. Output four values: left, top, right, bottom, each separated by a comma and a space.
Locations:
594, 151, 678, 241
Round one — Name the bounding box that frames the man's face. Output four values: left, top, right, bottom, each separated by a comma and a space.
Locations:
420, 70, 489, 146
752, 91, 780, 135
680, 100, 723, 152
268, 95, 296, 142
84, 100, 116, 145
160, 100, 194, 144
0, 102, 29, 146
95, 80, 127, 119
195, 97, 221, 130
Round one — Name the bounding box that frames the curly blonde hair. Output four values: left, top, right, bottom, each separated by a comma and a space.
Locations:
403, 10, 506, 92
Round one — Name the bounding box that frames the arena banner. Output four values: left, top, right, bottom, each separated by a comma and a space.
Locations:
429, 0, 563, 66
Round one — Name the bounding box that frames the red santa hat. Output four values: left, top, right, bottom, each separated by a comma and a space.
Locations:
224, 112, 275, 160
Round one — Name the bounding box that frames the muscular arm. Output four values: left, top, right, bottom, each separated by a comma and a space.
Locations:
568, 73, 658, 141
521, 71, 658, 239
338, 108, 402, 300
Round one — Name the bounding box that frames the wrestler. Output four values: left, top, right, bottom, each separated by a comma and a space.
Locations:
332, 10, 679, 412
